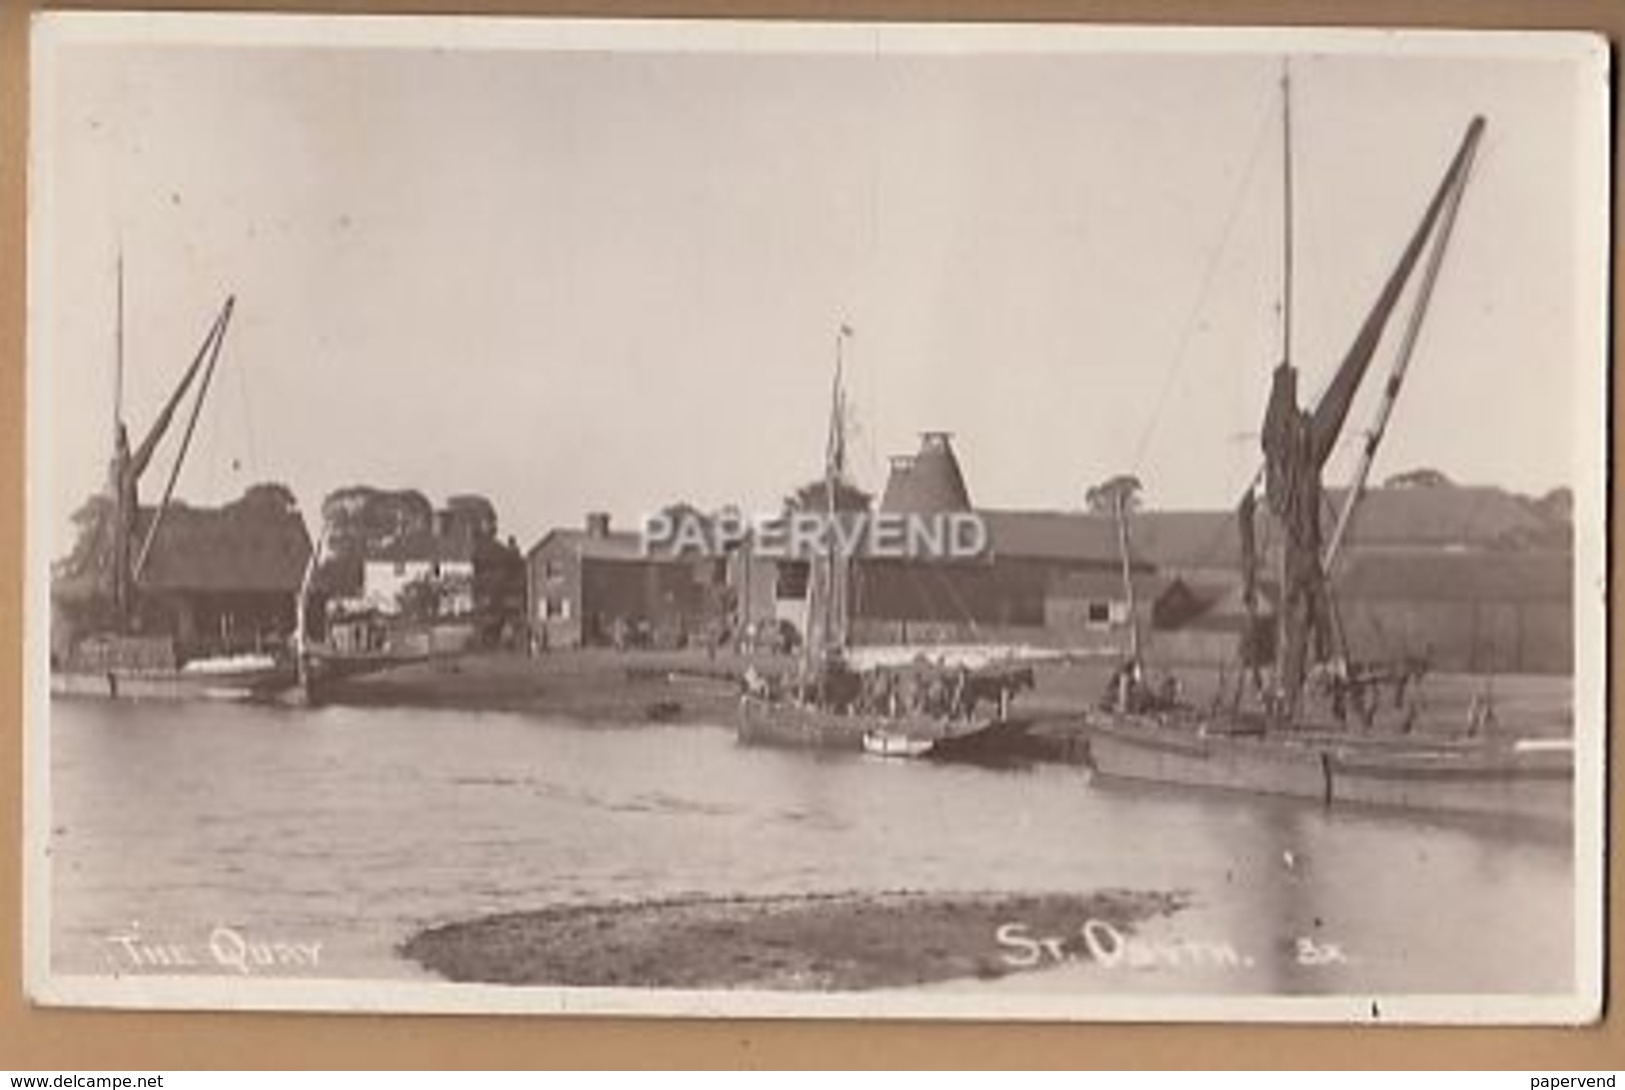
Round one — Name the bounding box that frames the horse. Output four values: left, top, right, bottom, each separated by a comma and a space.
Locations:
958, 666, 1037, 720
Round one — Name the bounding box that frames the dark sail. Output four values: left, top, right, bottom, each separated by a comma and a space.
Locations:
1261, 116, 1485, 717
109, 299, 234, 628
1309, 117, 1486, 466
1236, 486, 1269, 669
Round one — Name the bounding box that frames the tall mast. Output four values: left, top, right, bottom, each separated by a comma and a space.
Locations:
1112, 489, 1141, 665
822, 324, 852, 655
1273, 60, 1294, 694
1280, 59, 1295, 369
113, 248, 125, 441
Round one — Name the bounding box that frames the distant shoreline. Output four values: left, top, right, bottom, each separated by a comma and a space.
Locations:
319, 647, 761, 724
318, 648, 1573, 745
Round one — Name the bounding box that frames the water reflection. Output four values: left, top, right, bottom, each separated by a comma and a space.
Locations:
49, 699, 1572, 994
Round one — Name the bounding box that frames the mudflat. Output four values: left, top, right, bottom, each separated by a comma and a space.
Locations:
401, 889, 1188, 990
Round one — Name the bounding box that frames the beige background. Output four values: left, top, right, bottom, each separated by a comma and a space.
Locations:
2, 0, 1617, 1069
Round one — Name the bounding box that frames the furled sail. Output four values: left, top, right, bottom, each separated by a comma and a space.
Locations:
1260, 115, 1486, 716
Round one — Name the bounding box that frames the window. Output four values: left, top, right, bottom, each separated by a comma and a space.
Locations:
777, 561, 810, 600
1085, 601, 1113, 628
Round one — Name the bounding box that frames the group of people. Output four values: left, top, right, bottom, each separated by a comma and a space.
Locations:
742, 656, 1035, 723
1098, 658, 1185, 715
1311, 655, 1431, 733
1099, 652, 1443, 737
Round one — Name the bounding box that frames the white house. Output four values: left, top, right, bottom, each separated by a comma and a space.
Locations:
362, 532, 476, 617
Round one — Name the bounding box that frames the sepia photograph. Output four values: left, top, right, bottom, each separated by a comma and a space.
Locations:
24, 13, 1607, 1022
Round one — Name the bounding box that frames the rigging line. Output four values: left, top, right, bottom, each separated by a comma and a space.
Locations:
1280, 57, 1295, 369
134, 297, 235, 580
1323, 123, 1482, 574
113, 246, 124, 440
1128, 95, 1279, 476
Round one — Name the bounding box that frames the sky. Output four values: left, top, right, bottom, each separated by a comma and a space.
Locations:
33, 19, 1605, 556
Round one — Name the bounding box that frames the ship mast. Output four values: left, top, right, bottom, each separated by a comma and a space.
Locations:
109, 289, 236, 629
113, 248, 125, 445
1256, 60, 1485, 722
1280, 61, 1295, 374
1272, 61, 1295, 697
821, 324, 853, 658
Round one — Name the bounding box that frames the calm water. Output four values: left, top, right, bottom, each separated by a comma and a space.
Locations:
48, 699, 1574, 995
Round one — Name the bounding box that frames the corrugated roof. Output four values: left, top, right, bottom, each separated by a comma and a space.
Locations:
1050, 569, 1165, 599
1130, 510, 1241, 570
1330, 485, 1545, 548
1116, 486, 1551, 571
978, 509, 1144, 567
135, 502, 311, 594
1335, 550, 1571, 603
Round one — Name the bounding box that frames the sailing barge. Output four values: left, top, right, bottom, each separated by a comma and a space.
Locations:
50, 281, 310, 704
735, 327, 1028, 756
1081, 76, 1573, 824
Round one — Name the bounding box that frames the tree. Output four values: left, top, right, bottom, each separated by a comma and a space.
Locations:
443, 493, 499, 541
1532, 487, 1573, 526
784, 478, 872, 514
397, 573, 451, 624
233, 481, 300, 517
1085, 474, 1144, 515
320, 486, 434, 559
52, 494, 120, 641
53, 493, 116, 588
472, 534, 526, 646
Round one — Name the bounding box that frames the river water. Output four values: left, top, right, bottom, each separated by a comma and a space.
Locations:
48, 698, 1574, 996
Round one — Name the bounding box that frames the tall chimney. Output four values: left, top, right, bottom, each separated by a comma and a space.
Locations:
585, 511, 612, 539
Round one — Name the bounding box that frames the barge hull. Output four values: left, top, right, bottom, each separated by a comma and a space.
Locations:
1085, 717, 1573, 823
737, 697, 991, 752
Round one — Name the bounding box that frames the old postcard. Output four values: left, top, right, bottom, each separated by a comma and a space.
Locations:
24, 13, 1608, 1022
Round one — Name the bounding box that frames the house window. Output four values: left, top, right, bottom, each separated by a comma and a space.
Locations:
1085, 601, 1113, 628
431, 561, 442, 578
777, 561, 810, 601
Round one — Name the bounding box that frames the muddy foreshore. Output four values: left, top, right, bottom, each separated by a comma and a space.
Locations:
316, 648, 1120, 731
320, 649, 758, 723
400, 889, 1188, 990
